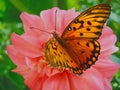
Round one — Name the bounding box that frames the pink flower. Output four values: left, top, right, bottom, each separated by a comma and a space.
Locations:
6, 8, 119, 90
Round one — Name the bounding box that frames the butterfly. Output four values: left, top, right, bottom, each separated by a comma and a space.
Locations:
44, 4, 111, 75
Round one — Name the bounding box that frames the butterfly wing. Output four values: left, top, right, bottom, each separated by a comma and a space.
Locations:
44, 37, 100, 74
60, 4, 110, 74
61, 4, 111, 40
44, 38, 83, 74
65, 39, 100, 71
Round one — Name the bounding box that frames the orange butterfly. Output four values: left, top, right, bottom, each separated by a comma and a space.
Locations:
44, 4, 111, 75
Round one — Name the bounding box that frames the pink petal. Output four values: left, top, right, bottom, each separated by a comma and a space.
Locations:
40, 8, 59, 32
43, 68, 104, 90
25, 56, 45, 71
45, 66, 60, 77
43, 71, 70, 90
93, 57, 119, 80
104, 78, 112, 90
99, 26, 117, 52
20, 12, 44, 33
13, 66, 48, 90
6, 45, 25, 65
101, 46, 118, 57
11, 33, 41, 57
13, 65, 31, 78
20, 12, 50, 42
21, 33, 40, 48
26, 74, 48, 90
74, 68, 104, 90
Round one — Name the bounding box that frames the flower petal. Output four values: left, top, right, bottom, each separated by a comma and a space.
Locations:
104, 78, 112, 90
13, 65, 48, 90
43, 71, 70, 90
43, 68, 104, 90
99, 26, 117, 52
40, 8, 59, 32
93, 57, 119, 80
20, 12, 45, 33
11, 33, 41, 57
6, 45, 25, 65
20, 12, 50, 42
72, 68, 104, 90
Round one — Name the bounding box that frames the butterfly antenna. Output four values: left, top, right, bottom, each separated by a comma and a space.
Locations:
55, 10, 57, 33
30, 27, 52, 34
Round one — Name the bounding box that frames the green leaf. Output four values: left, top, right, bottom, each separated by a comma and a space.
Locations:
9, 0, 55, 14
0, 0, 6, 20
111, 70, 120, 90
0, 72, 28, 90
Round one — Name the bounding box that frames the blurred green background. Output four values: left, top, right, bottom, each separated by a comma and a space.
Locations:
0, 0, 120, 90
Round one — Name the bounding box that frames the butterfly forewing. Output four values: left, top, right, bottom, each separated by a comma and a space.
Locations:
61, 4, 111, 40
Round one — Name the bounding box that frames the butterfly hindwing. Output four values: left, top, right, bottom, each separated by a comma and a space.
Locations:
65, 39, 100, 70
44, 38, 83, 74
62, 4, 111, 40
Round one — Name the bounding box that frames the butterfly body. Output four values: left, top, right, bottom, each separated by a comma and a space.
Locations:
44, 4, 111, 75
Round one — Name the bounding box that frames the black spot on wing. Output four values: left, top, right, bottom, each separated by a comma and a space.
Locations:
73, 27, 77, 31
86, 28, 91, 31
80, 33, 83, 36
87, 21, 92, 25
86, 42, 90, 47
